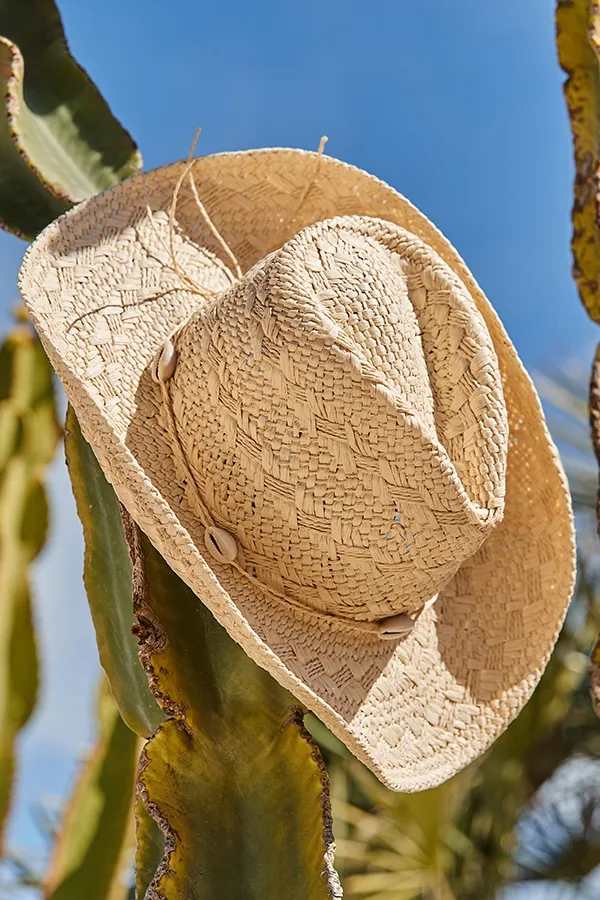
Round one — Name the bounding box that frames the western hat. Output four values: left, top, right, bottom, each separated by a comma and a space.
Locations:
18, 148, 575, 791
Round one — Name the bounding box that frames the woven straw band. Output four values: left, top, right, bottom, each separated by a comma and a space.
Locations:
149, 214, 507, 640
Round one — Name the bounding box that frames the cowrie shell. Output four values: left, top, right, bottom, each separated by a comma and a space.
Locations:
152, 339, 177, 383
204, 526, 238, 563
377, 613, 415, 640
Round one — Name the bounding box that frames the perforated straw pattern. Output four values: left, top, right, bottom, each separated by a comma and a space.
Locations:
18, 149, 575, 791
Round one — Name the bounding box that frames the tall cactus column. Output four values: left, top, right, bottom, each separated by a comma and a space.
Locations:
557, 0, 600, 714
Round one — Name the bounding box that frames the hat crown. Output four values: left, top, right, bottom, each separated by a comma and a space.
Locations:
170, 216, 507, 620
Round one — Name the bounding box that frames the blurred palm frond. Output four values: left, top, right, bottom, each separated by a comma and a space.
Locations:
316, 364, 600, 900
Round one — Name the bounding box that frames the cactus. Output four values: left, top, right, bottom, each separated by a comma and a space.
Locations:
134, 796, 165, 900
44, 681, 140, 900
64, 408, 164, 739
124, 515, 341, 900
0, 0, 148, 861
557, 0, 600, 713
556, 0, 600, 322
0, 324, 59, 848
0, 0, 141, 238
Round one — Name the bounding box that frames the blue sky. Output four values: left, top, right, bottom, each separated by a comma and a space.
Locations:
2, 0, 597, 893
2, 1, 597, 360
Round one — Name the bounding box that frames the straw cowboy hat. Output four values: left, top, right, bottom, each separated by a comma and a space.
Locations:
18, 148, 575, 791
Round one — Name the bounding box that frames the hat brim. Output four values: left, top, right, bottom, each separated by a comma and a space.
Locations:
18, 149, 575, 791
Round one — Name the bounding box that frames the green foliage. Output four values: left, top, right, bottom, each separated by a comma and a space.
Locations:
125, 517, 341, 900
0, 0, 141, 239
0, 325, 59, 849
44, 680, 140, 900
335, 766, 471, 900
64, 408, 164, 738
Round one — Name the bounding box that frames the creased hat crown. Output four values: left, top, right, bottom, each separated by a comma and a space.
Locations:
169, 215, 508, 621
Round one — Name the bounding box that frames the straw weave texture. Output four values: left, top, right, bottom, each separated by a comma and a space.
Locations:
18, 149, 575, 790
